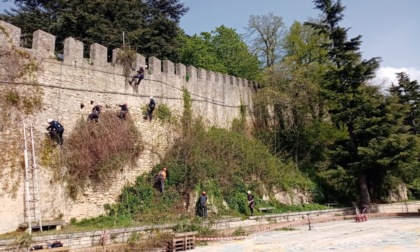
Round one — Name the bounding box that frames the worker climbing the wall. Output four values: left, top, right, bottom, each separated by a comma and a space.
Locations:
87, 104, 102, 122
144, 96, 156, 122
46, 119, 64, 145
117, 103, 129, 120
128, 65, 147, 86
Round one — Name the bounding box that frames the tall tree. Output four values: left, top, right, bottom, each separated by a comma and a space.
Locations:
140, 0, 189, 59
389, 72, 420, 134
253, 21, 332, 173
306, 0, 381, 206
246, 12, 285, 68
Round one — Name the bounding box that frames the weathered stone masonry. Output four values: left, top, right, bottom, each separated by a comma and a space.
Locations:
0, 21, 257, 234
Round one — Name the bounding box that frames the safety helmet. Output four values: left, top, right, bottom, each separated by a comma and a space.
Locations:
247, 191, 251, 194
47, 119, 53, 123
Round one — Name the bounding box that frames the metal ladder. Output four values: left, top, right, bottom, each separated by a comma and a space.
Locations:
23, 121, 42, 233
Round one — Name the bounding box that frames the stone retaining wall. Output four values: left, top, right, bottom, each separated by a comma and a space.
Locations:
1, 202, 420, 251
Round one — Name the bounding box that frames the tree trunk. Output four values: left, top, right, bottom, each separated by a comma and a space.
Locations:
358, 171, 371, 206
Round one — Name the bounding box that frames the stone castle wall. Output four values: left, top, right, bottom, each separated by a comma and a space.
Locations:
0, 21, 257, 234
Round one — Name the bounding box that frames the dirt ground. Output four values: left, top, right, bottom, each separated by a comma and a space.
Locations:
195, 218, 420, 252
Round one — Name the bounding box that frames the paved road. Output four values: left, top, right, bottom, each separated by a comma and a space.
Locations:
195, 218, 420, 252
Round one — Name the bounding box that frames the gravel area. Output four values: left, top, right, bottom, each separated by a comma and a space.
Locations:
195, 218, 420, 252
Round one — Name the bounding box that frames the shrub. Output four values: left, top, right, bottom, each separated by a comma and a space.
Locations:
156, 103, 172, 122
232, 227, 246, 236
158, 89, 312, 214
5, 89, 19, 106
63, 111, 143, 198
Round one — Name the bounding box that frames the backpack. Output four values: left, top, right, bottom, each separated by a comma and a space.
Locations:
155, 172, 163, 183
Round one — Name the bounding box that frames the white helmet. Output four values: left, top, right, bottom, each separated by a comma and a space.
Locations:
47, 118, 53, 123
247, 191, 251, 194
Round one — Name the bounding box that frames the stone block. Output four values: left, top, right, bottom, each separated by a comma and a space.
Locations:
32, 29, 55, 57
135, 53, 146, 69
197, 68, 205, 79
187, 66, 197, 82
148, 56, 161, 73
112, 48, 122, 64
63, 37, 83, 65
175, 63, 186, 76
89, 43, 107, 66
162, 60, 174, 74
206, 70, 214, 81
0, 21, 21, 48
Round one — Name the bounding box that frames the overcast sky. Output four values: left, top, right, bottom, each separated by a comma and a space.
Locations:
1, 0, 419, 86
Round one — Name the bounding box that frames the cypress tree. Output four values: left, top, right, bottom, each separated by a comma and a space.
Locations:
306, 0, 381, 205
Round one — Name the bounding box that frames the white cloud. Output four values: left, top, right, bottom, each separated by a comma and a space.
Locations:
372, 67, 420, 92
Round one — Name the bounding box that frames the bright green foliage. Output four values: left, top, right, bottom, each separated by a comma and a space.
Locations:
156, 103, 172, 122
231, 104, 247, 134
211, 26, 261, 80
177, 33, 227, 74
161, 89, 312, 214
283, 21, 329, 66
253, 21, 333, 176
178, 26, 261, 80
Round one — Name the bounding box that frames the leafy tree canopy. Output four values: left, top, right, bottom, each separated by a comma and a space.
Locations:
178, 25, 261, 80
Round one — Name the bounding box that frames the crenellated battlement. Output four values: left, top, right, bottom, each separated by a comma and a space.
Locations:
0, 20, 260, 234
0, 20, 259, 90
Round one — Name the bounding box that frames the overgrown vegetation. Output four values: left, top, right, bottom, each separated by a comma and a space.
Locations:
0, 25, 43, 198
60, 112, 143, 199
66, 88, 314, 231
156, 103, 173, 122
6, 233, 33, 251
124, 231, 172, 252
116, 48, 137, 77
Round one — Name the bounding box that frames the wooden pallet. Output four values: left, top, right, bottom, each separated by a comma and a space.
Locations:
168, 232, 197, 252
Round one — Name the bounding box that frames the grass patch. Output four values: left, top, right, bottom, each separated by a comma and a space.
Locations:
232, 227, 246, 236
173, 219, 217, 237
124, 232, 172, 252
